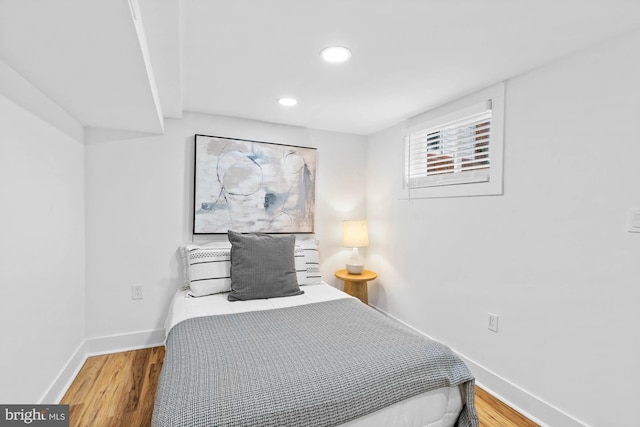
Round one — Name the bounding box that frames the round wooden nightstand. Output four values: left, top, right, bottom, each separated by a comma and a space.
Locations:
335, 269, 377, 304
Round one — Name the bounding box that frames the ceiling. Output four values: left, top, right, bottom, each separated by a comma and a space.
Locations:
2, 0, 640, 137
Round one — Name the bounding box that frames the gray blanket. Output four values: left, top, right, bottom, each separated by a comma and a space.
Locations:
152, 298, 479, 427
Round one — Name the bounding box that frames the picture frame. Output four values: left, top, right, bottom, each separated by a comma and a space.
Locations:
193, 134, 317, 234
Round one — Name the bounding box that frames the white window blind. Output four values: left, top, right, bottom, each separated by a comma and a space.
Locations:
405, 100, 492, 189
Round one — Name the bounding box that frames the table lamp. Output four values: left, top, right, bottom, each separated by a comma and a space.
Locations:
342, 220, 369, 274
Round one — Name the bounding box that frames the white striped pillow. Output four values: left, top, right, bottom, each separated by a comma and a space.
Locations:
181, 244, 232, 296
295, 239, 322, 285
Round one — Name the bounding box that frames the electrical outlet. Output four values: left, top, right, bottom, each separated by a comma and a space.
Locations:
488, 313, 499, 332
131, 284, 143, 300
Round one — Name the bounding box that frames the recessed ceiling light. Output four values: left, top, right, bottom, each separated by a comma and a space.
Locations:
278, 97, 298, 106
320, 46, 352, 63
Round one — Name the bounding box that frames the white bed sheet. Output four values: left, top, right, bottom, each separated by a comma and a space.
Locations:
164, 282, 463, 427
164, 281, 353, 334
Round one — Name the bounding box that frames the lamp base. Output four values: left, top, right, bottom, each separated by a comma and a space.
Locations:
346, 264, 364, 274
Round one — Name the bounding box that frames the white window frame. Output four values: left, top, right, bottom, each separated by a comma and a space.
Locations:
401, 82, 505, 199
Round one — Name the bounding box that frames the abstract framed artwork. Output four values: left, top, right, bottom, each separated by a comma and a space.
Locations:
193, 134, 317, 234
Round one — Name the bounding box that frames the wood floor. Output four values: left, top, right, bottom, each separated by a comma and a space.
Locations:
61, 347, 165, 427
476, 386, 539, 427
61, 346, 539, 427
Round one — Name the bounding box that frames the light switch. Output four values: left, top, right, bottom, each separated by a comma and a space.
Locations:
629, 209, 640, 233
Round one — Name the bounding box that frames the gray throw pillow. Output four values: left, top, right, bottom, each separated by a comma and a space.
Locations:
227, 230, 303, 301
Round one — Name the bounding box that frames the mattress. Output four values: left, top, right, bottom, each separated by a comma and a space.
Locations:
162, 282, 465, 427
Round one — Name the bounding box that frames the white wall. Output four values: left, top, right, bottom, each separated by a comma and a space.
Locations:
0, 95, 86, 403
365, 30, 640, 427
84, 112, 367, 342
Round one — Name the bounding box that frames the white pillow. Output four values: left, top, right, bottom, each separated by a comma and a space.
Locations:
180, 242, 232, 296
180, 241, 231, 284
295, 238, 322, 285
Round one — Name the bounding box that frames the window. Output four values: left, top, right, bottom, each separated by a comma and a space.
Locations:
402, 82, 504, 198
405, 104, 491, 188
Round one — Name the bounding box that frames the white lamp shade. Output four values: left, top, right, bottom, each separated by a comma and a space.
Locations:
342, 220, 369, 248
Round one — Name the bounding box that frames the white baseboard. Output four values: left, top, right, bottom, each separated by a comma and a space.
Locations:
85, 328, 165, 356
39, 341, 87, 404
39, 329, 166, 404
368, 304, 588, 427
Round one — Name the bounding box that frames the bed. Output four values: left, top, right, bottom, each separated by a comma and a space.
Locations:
152, 232, 479, 427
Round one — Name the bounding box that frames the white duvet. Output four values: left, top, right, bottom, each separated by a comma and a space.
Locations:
164, 282, 463, 427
